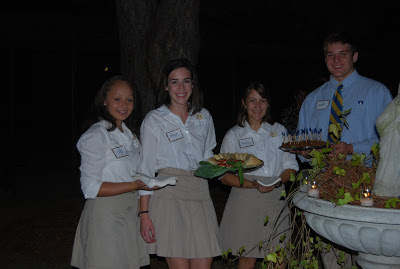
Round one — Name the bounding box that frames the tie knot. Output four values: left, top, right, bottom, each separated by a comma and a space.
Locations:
337, 84, 343, 90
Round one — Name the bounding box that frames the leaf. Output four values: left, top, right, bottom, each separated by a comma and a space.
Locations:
264, 215, 269, 226
362, 172, 371, 184
321, 147, 333, 153
338, 192, 354, 205
385, 198, 400, 208
280, 190, 286, 198
290, 172, 296, 182
343, 108, 352, 116
279, 233, 286, 243
238, 245, 246, 256
371, 142, 380, 156
238, 167, 244, 186
194, 162, 235, 179
337, 251, 345, 264
221, 248, 232, 259
266, 252, 277, 263
329, 123, 340, 139
333, 167, 345, 176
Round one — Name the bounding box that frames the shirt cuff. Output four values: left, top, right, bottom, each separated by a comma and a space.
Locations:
138, 190, 154, 196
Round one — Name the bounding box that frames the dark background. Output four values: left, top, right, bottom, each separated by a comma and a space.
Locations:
1, 1, 399, 197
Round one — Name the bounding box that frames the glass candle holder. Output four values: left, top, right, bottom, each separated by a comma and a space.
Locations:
360, 188, 373, 207
300, 176, 309, 192
307, 180, 319, 198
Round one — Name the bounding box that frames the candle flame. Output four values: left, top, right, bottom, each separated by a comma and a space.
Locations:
363, 189, 371, 198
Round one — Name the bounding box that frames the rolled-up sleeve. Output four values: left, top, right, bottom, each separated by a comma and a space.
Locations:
138, 116, 157, 196
77, 130, 107, 199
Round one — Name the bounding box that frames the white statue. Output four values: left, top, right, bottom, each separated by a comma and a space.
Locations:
374, 84, 400, 197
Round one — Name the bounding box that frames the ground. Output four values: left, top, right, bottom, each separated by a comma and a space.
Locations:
0, 181, 249, 269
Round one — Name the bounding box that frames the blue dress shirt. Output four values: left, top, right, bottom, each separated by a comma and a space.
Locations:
297, 70, 392, 160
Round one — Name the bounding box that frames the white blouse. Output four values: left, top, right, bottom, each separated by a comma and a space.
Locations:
220, 121, 298, 177
77, 120, 141, 199
139, 105, 216, 195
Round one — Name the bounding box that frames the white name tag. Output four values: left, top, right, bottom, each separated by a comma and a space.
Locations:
239, 137, 254, 148
317, 100, 330, 110
166, 129, 184, 142
112, 146, 128, 158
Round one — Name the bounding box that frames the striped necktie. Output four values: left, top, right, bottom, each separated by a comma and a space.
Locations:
328, 84, 343, 143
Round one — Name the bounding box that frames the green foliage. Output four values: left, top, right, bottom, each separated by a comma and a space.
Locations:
309, 149, 329, 170
351, 172, 372, 189
195, 160, 245, 185
371, 142, 380, 157
290, 172, 296, 182
337, 251, 346, 265
385, 198, 400, 208
264, 215, 269, 226
280, 190, 287, 198
266, 252, 277, 263
238, 245, 245, 256
194, 161, 235, 178
328, 108, 352, 143
351, 153, 366, 166
337, 192, 354, 206
333, 167, 345, 176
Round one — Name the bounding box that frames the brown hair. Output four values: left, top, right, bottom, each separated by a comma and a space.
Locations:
156, 58, 203, 114
237, 82, 272, 127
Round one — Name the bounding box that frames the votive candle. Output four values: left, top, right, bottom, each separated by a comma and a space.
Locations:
307, 181, 319, 198
360, 188, 373, 207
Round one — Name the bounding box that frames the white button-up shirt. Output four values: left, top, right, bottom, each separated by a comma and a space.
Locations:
139, 105, 216, 195
77, 120, 141, 199
220, 121, 298, 177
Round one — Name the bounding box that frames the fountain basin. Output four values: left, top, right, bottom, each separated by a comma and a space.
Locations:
293, 191, 400, 269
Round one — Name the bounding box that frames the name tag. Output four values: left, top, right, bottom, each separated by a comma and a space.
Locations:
317, 100, 330, 110
112, 146, 128, 158
239, 137, 254, 148
166, 129, 184, 142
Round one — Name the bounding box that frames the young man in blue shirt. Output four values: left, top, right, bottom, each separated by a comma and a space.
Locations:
296, 32, 393, 268
297, 32, 392, 161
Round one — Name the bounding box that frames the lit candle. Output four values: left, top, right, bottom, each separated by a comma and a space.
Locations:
300, 176, 309, 192
360, 188, 373, 207
307, 181, 319, 198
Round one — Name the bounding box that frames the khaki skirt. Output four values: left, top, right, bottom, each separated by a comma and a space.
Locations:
71, 192, 149, 269
147, 168, 222, 258
219, 175, 289, 258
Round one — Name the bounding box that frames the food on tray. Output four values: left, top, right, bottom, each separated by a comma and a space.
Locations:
280, 139, 326, 150
195, 152, 264, 186
207, 152, 263, 168
280, 128, 326, 151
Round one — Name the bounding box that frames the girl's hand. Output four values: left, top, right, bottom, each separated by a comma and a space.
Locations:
140, 214, 156, 243
256, 183, 275, 193
133, 180, 160, 191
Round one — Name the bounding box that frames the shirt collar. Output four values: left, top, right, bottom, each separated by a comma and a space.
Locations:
242, 121, 271, 134
329, 69, 360, 91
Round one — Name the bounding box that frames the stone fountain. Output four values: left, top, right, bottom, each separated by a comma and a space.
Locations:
293, 86, 400, 269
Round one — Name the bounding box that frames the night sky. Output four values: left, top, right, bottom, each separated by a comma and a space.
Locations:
1, 1, 399, 193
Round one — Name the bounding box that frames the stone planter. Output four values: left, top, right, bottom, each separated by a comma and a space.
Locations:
293, 191, 400, 269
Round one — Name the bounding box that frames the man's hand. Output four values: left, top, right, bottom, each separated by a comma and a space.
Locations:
293, 149, 312, 159
327, 142, 353, 158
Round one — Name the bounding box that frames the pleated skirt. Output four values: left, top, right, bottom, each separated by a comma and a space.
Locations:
71, 191, 149, 269
219, 175, 289, 258
147, 168, 222, 258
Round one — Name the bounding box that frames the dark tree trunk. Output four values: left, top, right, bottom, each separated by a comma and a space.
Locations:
114, 0, 200, 123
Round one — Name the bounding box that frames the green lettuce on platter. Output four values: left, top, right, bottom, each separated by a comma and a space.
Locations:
195, 160, 245, 186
